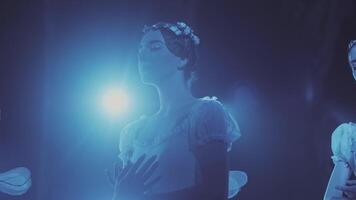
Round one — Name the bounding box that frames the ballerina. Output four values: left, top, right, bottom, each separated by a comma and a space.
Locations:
324, 40, 356, 200
108, 22, 247, 200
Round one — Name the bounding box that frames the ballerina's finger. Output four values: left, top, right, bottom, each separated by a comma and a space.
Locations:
136, 155, 157, 177
142, 161, 159, 182
127, 155, 146, 176
105, 169, 115, 186
114, 161, 123, 179
347, 180, 356, 186
345, 191, 356, 199
117, 161, 133, 181
336, 185, 356, 193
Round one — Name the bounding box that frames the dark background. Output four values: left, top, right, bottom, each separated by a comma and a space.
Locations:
1, 0, 356, 199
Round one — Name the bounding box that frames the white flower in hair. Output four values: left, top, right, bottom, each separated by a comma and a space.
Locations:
183, 26, 191, 35
169, 26, 178, 32
167, 22, 200, 45
169, 26, 182, 35
177, 22, 187, 28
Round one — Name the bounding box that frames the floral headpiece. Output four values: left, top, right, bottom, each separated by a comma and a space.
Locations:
151, 22, 200, 46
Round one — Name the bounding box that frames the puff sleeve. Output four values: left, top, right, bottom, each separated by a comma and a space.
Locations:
331, 123, 354, 165
190, 97, 241, 151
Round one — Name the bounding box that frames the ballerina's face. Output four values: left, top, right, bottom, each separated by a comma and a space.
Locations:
138, 30, 186, 85
349, 45, 356, 81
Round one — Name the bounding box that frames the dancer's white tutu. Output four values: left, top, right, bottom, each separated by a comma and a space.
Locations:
0, 167, 32, 196
228, 170, 248, 199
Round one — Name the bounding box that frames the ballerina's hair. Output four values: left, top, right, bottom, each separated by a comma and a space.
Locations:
142, 22, 200, 88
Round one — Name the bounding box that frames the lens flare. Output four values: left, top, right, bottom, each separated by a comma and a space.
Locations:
101, 88, 130, 117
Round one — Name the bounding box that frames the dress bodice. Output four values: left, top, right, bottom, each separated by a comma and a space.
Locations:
118, 97, 241, 194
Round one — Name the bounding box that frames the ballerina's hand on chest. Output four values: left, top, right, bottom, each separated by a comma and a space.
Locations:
118, 102, 197, 172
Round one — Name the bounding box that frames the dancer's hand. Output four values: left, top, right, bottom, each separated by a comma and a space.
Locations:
333, 180, 356, 200
110, 155, 160, 200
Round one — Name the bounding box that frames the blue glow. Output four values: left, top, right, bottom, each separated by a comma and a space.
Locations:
100, 87, 131, 118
